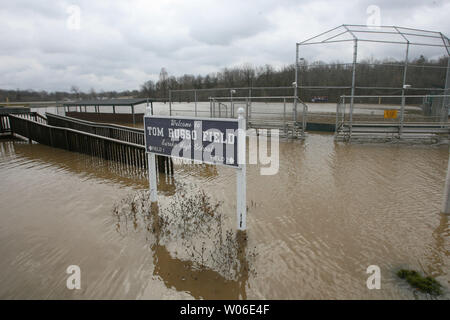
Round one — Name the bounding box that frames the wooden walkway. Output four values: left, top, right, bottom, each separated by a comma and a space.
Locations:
8, 113, 173, 175
0, 108, 41, 134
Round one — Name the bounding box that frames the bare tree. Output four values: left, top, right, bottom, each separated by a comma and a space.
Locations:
159, 67, 169, 99
70, 85, 80, 100
140, 80, 156, 98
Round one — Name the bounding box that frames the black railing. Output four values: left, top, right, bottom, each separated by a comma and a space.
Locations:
8, 114, 173, 175
46, 113, 144, 145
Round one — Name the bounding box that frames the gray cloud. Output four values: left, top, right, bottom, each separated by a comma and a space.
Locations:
0, 0, 448, 91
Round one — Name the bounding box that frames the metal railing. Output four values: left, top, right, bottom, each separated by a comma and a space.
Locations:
46, 113, 144, 145
9, 113, 173, 174
335, 94, 450, 140
209, 96, 308, 138
0, 112, 46, 134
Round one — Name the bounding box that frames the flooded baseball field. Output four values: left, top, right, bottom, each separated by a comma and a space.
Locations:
0, 132, 449, 299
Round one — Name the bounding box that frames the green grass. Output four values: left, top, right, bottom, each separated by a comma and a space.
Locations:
397, 269, 442, 295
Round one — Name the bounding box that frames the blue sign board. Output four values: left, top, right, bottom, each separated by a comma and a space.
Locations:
144, 116, 239, 167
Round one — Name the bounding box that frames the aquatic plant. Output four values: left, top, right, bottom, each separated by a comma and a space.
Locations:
397, 269, 442, 296
113, 186, 257, 281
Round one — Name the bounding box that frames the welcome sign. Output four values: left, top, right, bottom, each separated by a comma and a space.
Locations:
144, 116, 239, 167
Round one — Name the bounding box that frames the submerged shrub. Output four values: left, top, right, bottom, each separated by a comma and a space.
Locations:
113, 186, 257, 281
397, 269, 442, 296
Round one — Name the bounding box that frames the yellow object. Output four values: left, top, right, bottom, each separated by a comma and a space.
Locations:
384, 110, 397, 119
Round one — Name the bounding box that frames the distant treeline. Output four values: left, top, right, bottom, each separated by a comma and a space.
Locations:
1, 55, 448, 104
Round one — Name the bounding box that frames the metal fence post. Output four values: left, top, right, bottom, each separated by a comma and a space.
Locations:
245, 98, 249, 128
349, 39, 358, 140
294, 43, 299, 123
335, 98, 340, 135
209, 97, 212, 118
169, 90, 172, 116
399, 42, 410, 138
443, 57, 450, 123
194, 90, 197, 117
231, 89, 235, 118
283, 97, 287, 136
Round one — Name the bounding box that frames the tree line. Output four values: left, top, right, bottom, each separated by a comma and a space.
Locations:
1, 55, 448, 104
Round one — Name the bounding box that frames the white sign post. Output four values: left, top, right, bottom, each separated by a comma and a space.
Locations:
146, 106, 158, 203
148, 152, 158, 203
236, 108, 247, 230
144, 107, 247, 230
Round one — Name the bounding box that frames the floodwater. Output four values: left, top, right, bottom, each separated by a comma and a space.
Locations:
0, 133, 449, 299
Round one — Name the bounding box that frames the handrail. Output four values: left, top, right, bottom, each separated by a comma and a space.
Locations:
46, 112, 144, 145
46, 112, 143, 133
8, 114, 174, 175
9, 114, 144, 148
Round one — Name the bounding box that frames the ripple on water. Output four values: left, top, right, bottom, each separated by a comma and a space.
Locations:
0, 134, 449, 299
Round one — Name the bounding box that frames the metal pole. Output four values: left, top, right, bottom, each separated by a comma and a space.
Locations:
335, 98, 340, 135
442, 146, 450, 214
443, 57, 450, 123
349, 39, 358, 139
283, 97, 286, 136
231, 90, 234, 117
209, 97, 212, 118
132, 104, 135, 125
245, 98, 249, 128
194, 90, 197, 117
399, 42, 410, 138
237, 107, 247, 230
294, 43, 299, 122
302, 102, 307, 136
169, 90, 172, 116
146, 105, 157, 203
343, 95, 346, 137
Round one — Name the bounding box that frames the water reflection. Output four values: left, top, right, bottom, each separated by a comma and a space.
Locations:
5, 139, 177, 194
151, 234, 249, 299
0, 133, 449, 299
114, 195, 251, 299
425, 214, 449, 279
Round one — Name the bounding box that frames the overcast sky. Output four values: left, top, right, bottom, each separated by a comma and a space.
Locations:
1, 0, 449, 92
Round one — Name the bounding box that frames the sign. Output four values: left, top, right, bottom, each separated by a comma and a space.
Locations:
144, 110, 247, 231
144, 116, 239, 167
384, 109, 398, 119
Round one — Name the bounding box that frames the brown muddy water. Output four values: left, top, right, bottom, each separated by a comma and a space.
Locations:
0, 133, 449, 299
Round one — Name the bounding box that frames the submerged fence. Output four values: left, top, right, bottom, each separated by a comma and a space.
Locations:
335, 94, 450, 141
46, 113, 144, 145
0, 112, 46, 134
208, 96, 308, 138
168, 90, 309, 138
8, 114, 173, 175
